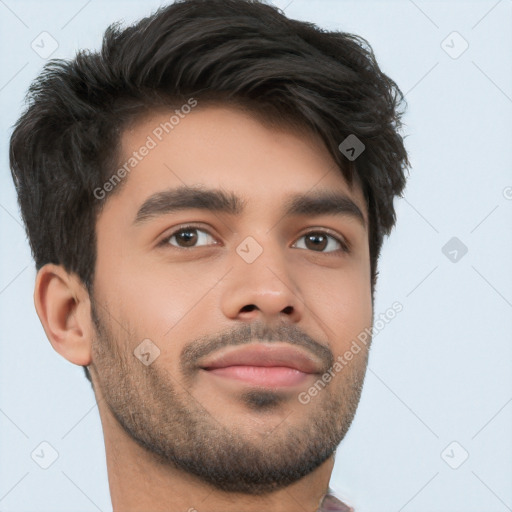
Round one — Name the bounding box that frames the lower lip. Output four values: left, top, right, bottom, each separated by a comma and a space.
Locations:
204, 365, 311, 387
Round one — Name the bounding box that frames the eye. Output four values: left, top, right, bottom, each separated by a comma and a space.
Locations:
293, 230, 349, 254
159, 225, 349, 254
160, 225, 218, 249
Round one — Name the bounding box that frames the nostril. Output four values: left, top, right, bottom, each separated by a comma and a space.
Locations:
241, 304, 257, 312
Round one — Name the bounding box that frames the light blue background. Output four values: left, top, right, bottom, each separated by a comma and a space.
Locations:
1, 1, 511, 511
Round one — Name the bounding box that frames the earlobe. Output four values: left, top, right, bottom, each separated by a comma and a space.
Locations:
34, 264, 93, 367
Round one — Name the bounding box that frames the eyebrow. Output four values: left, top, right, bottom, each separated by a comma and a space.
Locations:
133, 185, 366, 228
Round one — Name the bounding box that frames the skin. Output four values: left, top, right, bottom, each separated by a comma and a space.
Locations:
34, 105, 373, 512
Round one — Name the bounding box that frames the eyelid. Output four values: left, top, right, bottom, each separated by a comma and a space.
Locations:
158, 223, 219, 247
295, 226, 350, 253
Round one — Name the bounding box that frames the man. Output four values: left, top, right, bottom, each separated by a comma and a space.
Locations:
9, 0, 409, 510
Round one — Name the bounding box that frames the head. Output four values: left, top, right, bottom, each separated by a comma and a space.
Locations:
9, 0, 409, 495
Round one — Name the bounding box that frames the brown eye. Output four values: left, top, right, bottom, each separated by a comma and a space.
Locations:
294, 231, 348, 254
305, 233, 328, 251
163, 226, 217, 248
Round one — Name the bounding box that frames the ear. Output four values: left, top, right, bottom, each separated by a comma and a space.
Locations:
34, 264, 93, 367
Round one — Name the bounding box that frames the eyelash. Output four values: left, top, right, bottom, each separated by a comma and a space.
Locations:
158, 224, 350, 254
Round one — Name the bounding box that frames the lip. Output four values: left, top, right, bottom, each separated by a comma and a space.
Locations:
199, 343, 323, 374
204, 365, 312, 387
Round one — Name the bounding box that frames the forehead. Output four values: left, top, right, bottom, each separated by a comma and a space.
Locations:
102, 104, 368, 224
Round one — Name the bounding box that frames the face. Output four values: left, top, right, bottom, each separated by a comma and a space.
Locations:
88, 104, 373, 494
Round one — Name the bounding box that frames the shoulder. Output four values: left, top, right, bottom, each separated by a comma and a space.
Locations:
318, 488, 355, 512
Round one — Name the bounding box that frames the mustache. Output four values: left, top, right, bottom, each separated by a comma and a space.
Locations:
179, 319, 334, 378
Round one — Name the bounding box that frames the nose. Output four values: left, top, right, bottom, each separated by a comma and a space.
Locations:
219, 238, 304, 324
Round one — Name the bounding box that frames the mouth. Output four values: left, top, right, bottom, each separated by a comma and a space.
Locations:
199, 343, 323, 388
203, 365, 311, 387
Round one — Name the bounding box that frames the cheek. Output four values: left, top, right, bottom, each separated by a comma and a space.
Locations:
303, 263, 372, 354
100, 255, 220, 340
